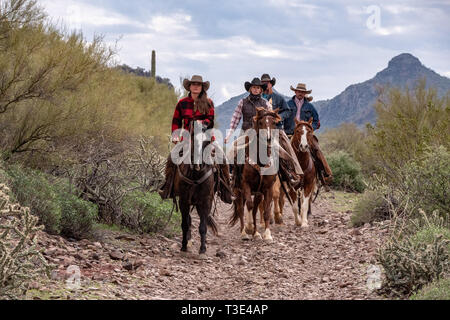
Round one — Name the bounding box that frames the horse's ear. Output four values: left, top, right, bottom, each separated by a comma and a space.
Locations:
275, 114, 282, 124
295, 118, 301, 126
308, 117, 313, 126
273, 108, 280, 114
255, 107, 265, 114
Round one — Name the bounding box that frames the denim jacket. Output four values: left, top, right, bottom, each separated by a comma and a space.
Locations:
283, 97, 320, 135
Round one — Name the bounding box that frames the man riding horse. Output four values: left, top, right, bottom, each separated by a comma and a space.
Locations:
283, 83, 333, 186
159, 75, 234, 204
224, 77, 303, 189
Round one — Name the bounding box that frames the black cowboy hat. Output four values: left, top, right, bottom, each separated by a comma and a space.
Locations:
260, 73, 276, 86
245, 78, 267, 92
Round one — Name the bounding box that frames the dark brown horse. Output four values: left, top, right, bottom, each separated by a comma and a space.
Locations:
172, 121, 218, 259
230, 108, 281, 242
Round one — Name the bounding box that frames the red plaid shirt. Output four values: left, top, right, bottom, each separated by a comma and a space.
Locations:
172, 95, 215, 139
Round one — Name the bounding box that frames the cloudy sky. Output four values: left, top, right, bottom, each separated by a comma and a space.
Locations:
40, 0, 450, 105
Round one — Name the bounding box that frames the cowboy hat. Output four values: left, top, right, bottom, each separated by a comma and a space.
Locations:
290, 83, 312, 94
183, 75, 210, 92
245, 78, 267, 92
260, 73, 276, 86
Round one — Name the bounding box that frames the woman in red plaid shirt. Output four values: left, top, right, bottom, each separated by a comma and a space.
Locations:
159, 75, 233, 203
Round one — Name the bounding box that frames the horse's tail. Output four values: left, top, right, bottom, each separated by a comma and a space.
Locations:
207, 215, 219, 236
229, 199, 240, 227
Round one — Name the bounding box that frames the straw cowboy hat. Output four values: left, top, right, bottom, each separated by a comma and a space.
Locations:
245, 78, 267, 92
183, 75, 210, 92
260, 73, 276, 86
290, 83, 312, 94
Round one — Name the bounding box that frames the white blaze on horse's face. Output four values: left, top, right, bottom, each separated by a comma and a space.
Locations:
299, 125, 309, 152
266, 118, 271, 141
193, 121, 206, 170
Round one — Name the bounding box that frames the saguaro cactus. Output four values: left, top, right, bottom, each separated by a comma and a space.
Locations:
151, 50, 156, 78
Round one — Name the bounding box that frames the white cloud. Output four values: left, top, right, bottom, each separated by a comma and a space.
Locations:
148, 14, 193, 35
40, 0, 142, 29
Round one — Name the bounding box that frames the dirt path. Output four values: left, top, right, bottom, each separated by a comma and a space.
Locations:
28, 191, 388, 300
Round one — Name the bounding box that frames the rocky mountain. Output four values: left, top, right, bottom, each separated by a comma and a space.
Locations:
216, 53, 450, 133
316, 53, 450, 129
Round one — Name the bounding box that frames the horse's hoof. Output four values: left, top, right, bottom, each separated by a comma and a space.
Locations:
295, 221, 302, 227
275, 216, 284, 225
187, 240, 194, 249
245, 226, 254, 234
263, 230, 273, 242
301, 224, 309, 229
198, 253, 208, 260
241, 233, 251, 241
253, 232, 262, 240
180, 250, 191, 257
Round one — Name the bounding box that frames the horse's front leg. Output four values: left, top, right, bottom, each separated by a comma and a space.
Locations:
253, 194, 263, 240
197, 200, 212, 258
263, 187, 274, 242
180, 199, 191, 253
300, 191, 311, 228
243, 183, 254, 234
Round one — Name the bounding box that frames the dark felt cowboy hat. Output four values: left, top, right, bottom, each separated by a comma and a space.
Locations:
260, 74, 276, 86
290, 83, 312, 94
183, 75, 210, 92
245, 78, 267, 92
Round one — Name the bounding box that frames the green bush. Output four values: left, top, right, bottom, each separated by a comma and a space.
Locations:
399, 146, 450, 219
59, 194, 98, 240
121, 191, 180, 236
410, 278, 450, 300
6, 166, 62, 235
327, 151, 365, 192
4, 165, 97, 239
410, 225, 450, 252
351, 190, 391, 227
377, 213, 450, 298
362, 81, 449, 179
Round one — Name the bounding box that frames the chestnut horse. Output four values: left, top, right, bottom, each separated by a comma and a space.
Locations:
172, 120, 218, 259
288, 119, 319, 227
229, 108, 281, 242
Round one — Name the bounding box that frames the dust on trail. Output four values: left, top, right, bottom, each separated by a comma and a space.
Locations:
29, 191, 388, 300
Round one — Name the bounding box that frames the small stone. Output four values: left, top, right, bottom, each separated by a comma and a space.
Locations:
92, 253, 100, 260
109, 250, 124, 261
216, 250, 226, 259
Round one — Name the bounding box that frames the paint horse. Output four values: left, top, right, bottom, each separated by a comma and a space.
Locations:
172, 120, 218, 259
274, 119, 319, 228
229, 108, 281, 242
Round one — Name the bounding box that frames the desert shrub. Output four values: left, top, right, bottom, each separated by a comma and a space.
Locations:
327, 151, 365, 192
363, 80, 449, 179
59, 194, 98, 240
377, 211, 450, 298
6, 166, 62, 235
377, 234, 449, 298
351, 190, 391, 227
5, 165, 98, 239
397, 146, 449, 219
0, 183, 50, 299
410, 278, 450, 300
319, 123, 368, 163
121, 191, 180, 236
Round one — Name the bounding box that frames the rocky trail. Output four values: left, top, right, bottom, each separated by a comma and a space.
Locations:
27, 191, 388, 300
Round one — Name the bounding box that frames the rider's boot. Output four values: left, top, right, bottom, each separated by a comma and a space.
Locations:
159, 159, 176, 200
